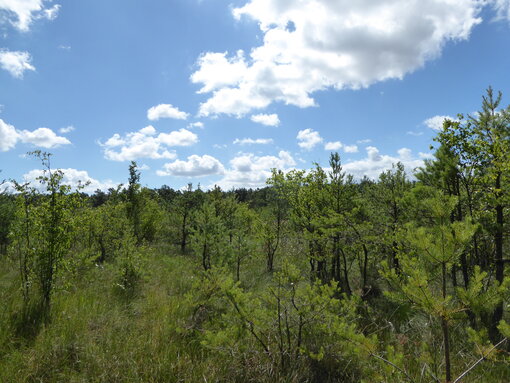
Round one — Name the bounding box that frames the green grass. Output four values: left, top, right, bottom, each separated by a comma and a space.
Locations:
1, 245, 509, 383
0, 249, 218, 383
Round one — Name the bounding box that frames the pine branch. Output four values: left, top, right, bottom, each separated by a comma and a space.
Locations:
452, 338, 507, 383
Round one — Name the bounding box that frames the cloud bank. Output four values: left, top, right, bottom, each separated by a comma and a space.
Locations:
0, 119, 71, 151
191, 0, 484, 117
101, 126, 198, 161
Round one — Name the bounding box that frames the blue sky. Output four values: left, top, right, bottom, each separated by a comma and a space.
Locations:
1, 0, 510, 192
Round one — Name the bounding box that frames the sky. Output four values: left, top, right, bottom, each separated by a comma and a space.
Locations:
1, 0, 510, 192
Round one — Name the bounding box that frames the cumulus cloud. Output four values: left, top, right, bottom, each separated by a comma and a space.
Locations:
325, 141, 358, 152
147, 104, 189, 121
21, 168, 117, 194
297, 128, 322, 150
215, 150, 296, 189
157, 155, 225, 177
59, 125, 75, 134
0, 118, 70, 151
343, 146, 423, 179
0, 118, 19, 151
325, 141, 342, 150
158, 128, 198, 146
191, 50, 249, 95
250, 113, 280, 126
0, 0, 60, 31
423, 115, 456, 131
233, 137, 274, 145
344, 144, 358, 153
101, 126, 197, 162
0, 49, 35, 78
192, 0, 483, 116
19, 127, 71, 148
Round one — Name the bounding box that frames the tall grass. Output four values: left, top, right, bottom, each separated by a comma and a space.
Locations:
1, 246, 508, 382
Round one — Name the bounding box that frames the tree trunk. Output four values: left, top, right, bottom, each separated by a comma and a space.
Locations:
180, 212, 188, 253
490, 172, 504, 342
340, 248, 352, 296
442, 262, 452, 383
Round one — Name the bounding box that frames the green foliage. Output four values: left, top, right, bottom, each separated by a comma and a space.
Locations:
230, 202, 257, 281
382, 192, 478, 381
190, 201, 227, 270
114, 229, 147, 296
126, 161, 142, 244
138, 188, 164, 243
1, 89, 510, 382
189, 262, 374, 382
0, 193, 15, 254
87, 201, 130, 263
172, 183, 202, 252
8, 152, 85, 320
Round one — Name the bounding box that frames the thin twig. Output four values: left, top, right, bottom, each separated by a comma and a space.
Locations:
452, 338, 507, 383
370, 353, 414, 382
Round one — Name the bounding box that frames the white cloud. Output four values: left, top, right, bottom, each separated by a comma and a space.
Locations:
423, 115, 456, 131
407, 130, 424, 136
59, 125, 75, 134
101, 126, 198, 162
147, 104, 189, 121
419, 152, 434, 160
344, 144, 358, 153
250, 113, 280, 126
343, 146, 423, 179
157, 155, 225, 177
192, 0, 483, 116
215, 150, 296, 189
104, 133, 126, 147
19, 127, 71, 148
41, 4, 59, 21
325, 141, 358, 153
191, 50, 249, 94
0, 118, 19, 151
0, 119, 70, 151
325, 141, 342, 150
297, 128, 322, 150
233, 137, 274, 145
158, 128, 198, 147
188, 121, 204, 129
102, 127, 175, 162
0, 49, 35, 78
0, 0, 60, 31
357, 139, 372, 144
21, 168, 117, 194
492, 0, 510, 21
397, 147, 413, 160
58, 44, 71, 51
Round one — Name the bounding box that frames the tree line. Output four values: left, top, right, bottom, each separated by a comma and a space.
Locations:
0, 88, 509, 382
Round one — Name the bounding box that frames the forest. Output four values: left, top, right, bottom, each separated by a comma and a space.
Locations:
0, 88, 509, 383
